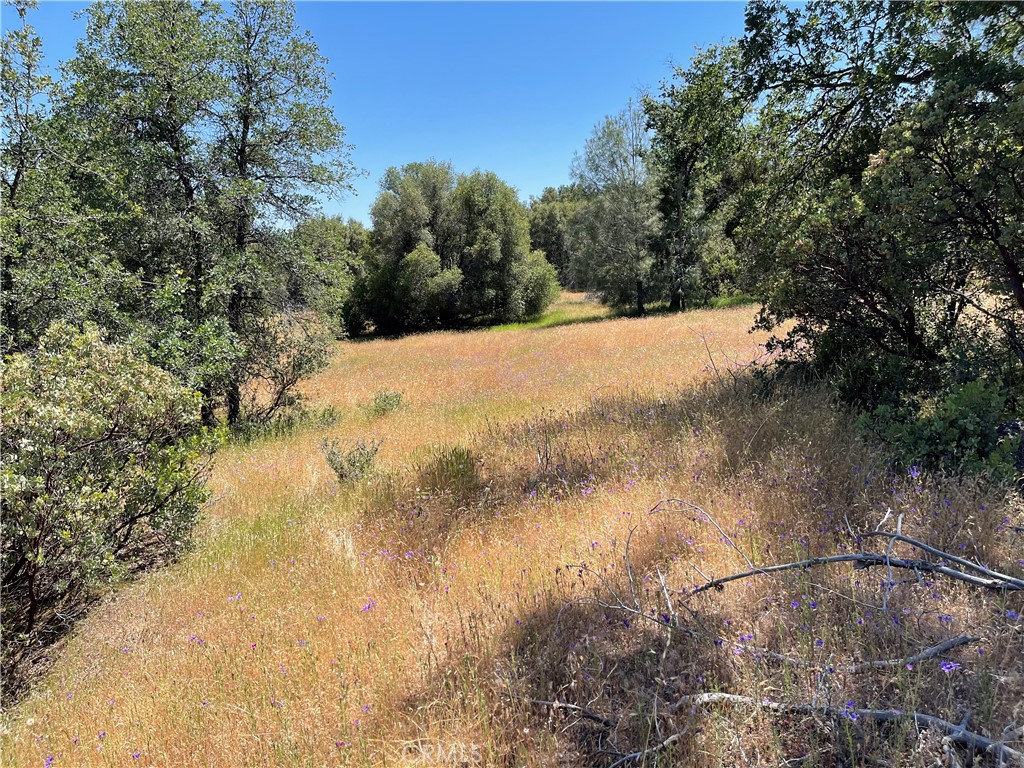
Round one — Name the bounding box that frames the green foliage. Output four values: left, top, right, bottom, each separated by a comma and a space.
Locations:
709, 292, 758, 309
352, 161, 559, 334
4, 0, 355, 426
570, 100, 659, 315
396, 243, 463, 330
725, 1, 1024, 466
527, 185, 585, 286
320, 438, 380, 483
859, 380, 1019, 477
362, 389, 404, 418
287, 216, 368, 337
232, 404, 343, 445
644, 45, 748, 312
0, 324, 218, 689
521, 250, 561, 318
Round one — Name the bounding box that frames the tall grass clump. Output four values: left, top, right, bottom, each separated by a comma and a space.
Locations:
232, 405, 344, 445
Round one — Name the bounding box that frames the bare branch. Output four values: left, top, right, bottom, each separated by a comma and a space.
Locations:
528, 699, 618, 729
860, 531, 1024, 590
684, 552, 1023, 596
672, 693, 1024, 765
849, 634, 979, 673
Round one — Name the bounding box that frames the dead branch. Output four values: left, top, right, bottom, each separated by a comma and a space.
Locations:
685, 552, 1023, 596
860, 531, 1024, 590
529, 699, 618, 729
849, 634, 980, 673
672, 692, 1024, 765
606, 729, 688, 768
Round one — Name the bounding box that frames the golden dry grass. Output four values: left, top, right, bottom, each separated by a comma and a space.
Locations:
3, 296, 1022, 768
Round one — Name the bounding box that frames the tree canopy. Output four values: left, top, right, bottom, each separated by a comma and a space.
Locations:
351, 160, 560, 334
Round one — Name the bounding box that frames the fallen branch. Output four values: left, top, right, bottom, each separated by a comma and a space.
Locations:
606, 730, 687, 768
671, 692, 1024, 765
529, 698, 618, 729
849, 634, 979, 673
860, 531, 1024, 590
686, 552, 1023, 596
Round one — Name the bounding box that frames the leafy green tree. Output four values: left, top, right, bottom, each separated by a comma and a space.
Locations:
211, 0, 353, 424
287, 216, 368, 333
355, 161, 558, 333
527, 185, 585, 287
49, 0, 355, 426
395, 243, 463, 330
1, 0, 137, 356
735, 0, 1022, 456
644, 45, 747, 310
571, 100, 659, 315
452, 169, 537, 322
1, 324, 218, 695
371, 160, 460, 269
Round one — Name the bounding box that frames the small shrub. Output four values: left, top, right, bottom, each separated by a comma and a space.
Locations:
709, 291, 759, 309
362, 390, 403, 418
859, 379, 1016, 476
522, 250, 561, 318
321, 438, 381, 482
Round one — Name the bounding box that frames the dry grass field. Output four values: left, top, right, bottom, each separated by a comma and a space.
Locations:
3, 294, 1022, 767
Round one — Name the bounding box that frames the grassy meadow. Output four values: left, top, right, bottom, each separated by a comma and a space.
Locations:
3, 294, 1022, 767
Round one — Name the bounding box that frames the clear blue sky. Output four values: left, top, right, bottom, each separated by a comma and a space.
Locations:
24, 1, 747, 225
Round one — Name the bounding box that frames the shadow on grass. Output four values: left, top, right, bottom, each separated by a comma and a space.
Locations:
343, 308, 618, 343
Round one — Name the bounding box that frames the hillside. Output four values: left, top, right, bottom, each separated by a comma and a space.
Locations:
3, 298, 1022, 767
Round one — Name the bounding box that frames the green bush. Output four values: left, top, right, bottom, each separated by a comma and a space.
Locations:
321, 438, 380, 482
709, 291, 759, 309
0, 324, 219, 694
522, 249, 562, 318
859, 379, 1017, 476
362, 390, 403, 418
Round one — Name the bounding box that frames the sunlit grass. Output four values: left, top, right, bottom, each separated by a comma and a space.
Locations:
4, 298, 1021, 767
488, 291, 612, 331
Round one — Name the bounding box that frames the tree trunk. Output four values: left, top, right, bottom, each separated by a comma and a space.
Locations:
225, 285, 243, 426
636, 279, 646, 316
2, 242, 16, 346
669, 286, 682, 312
226, 381, 241, 426
199, 386, 216, 427
998, 242, 1024, 312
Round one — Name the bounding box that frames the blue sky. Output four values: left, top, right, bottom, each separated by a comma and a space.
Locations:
24, 1, 747, 225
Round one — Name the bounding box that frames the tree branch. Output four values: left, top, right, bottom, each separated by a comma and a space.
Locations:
672, 692, 1024, 765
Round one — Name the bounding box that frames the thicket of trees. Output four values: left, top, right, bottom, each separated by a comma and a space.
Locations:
346, 160, 559, 335
1, 0, 356, 692
2, 0, 354, 427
